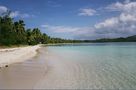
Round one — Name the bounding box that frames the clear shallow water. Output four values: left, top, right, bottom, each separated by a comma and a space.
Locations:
37, 42, 136, 89
0, 42, 136, 89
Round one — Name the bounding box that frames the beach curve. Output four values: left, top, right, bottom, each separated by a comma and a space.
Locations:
0, 45, 41, 67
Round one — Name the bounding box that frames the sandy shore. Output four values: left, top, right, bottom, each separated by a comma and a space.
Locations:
0, 45, 41, 67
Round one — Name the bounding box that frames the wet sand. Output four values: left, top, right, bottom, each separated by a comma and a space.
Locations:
0, 49, 48, 89
0, 47, 82, 89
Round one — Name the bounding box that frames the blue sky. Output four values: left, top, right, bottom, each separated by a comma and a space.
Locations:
0, 0, 136, 39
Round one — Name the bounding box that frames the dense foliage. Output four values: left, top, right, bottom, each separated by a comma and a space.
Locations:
0, 12, 79, 46
0, 16, 44, 45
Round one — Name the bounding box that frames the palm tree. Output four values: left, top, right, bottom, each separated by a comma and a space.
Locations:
14, 20, 27, 44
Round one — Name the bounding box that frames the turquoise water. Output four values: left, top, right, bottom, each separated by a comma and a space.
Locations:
0, 42, 136, 89
37, 42, 136, 89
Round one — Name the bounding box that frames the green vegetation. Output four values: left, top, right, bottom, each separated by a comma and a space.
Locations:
0, 11, 79, 46
90, 35, 136, 42
0, 11, 136, 46
0, 14, 43, 45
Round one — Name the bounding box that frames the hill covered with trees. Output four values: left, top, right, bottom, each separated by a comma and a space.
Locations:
90, 35, 136, 42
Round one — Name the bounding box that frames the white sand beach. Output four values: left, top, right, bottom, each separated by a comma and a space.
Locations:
0, 45, 40, 67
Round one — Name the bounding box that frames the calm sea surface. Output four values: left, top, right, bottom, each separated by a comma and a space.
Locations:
0, 42, 136, 89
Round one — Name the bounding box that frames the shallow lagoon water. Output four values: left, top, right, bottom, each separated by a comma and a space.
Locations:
0, 42, 136, 89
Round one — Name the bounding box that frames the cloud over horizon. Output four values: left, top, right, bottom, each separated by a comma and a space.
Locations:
41, 0, 136, 40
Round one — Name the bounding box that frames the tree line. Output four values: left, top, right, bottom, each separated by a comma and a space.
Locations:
91, 35, 136, 42
0, 12, 81, 46
0, 11, 136, 46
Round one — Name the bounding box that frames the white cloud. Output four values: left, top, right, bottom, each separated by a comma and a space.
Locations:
0, 5, 34, 18
41, 25, 81, 33
106, 0, 136, 13
21, 13, 30, 18
41, 24, 49, 28
95, 17, 119, 29
9, 11, 19, 17
78, 8, 96, 16
20, 13, 35, 18
0, 5, 8, 15
10, 11, 34, 18
94, 0, 136, 37
42, 0, 136, 40
119, 13, 136, 22
41, 24, 97, 39
124, 0, 130, 3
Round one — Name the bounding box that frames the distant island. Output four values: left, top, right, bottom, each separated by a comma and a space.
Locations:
83, 35, 136, 43
0, 11, 136, 46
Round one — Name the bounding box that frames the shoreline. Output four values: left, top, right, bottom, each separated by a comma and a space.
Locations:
0, 45, 41, 67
